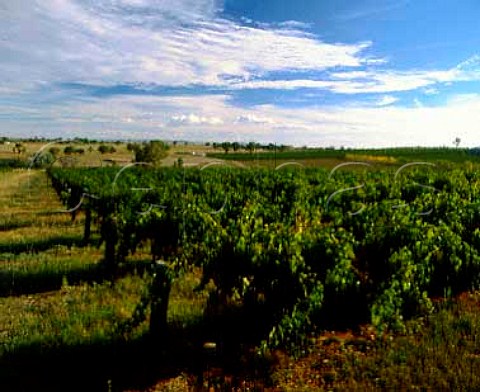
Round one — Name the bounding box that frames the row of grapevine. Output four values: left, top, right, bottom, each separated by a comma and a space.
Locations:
47, 164, 480, 348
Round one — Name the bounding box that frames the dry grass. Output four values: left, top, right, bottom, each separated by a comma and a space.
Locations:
272, 293, 480, 391
0, 141, 134, 167
0, 170, 83, 253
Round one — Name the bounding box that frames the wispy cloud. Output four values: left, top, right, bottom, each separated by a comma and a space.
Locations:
169, 114, 224, 126
0, 0, 372, 90
3, 90, 480, 147
235, 114, 276, 124
276, 20, 312, 30
376, 95, 398, 106
2, 0, 480, 147
335, 0, 411, 22
423, 87, 439, 95
6, 0, 475, 99
231, 59, 480, 94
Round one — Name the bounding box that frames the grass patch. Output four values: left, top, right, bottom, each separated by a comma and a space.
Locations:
0, 275, 148, 358
0, 269, 215, 391
0, 234, 87, 254
0, 247, 159, 296
0, 248, 103, 295
0, 274, 150, 390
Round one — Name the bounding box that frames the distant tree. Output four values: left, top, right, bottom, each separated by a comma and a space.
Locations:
126, 143, 136, 152
13, 142, 26, 159
246, 141, 256, 154
221, 142, 231, 154
64, 145, 86, 155
64, 146, 75, 155
98, 145, 116, 154
31, 151, 55, 168
232, 142, 240, 152
74, 137, 90, 143
133, 140, 169, 165
454, 137, 461, 148
49, 147, 61, 157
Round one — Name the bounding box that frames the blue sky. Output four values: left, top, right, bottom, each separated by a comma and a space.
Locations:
2, 0, 480, 147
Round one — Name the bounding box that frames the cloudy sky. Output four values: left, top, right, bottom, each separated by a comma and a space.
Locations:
2, 0, 480, 147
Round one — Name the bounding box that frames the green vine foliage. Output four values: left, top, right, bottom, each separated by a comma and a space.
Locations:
48, 165, 480, 349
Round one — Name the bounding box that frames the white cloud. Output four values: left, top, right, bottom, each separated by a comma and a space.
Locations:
3, 0, 478, 101
0, 0, 372, 89
413, 98, 424, 108
376, 95, 398, 106
4, 91, 480, 148
277, 20, 312, 30
235, 114, 276, 124
235, 68, 460, 94
455, 54, 480, 73
169, 114, 224, 126
446, 93, 480, 105
234, 80, 332, 90
3, 1, 480, 147
423, 87, 439, 95
335, 0, 411, 22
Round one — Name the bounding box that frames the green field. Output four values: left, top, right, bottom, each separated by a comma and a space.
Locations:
3, 146, 480, 390
207, 146, 480, 164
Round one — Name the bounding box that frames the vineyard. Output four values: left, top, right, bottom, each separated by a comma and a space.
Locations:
47, 163, 480, 346
3, 159, 480, 390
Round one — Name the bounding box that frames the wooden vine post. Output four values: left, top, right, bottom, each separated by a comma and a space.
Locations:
83, 207, 92, 244
102, 214, 118, 274
149, 260, 172, 345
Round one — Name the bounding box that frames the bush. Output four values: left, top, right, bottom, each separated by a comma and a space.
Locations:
31, 151, 55, 168
49, 147, 61, 157
64, 146, 75, 155
64, 146, 85, 155
132, 141, 169, 165
98, 145, 116, 154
